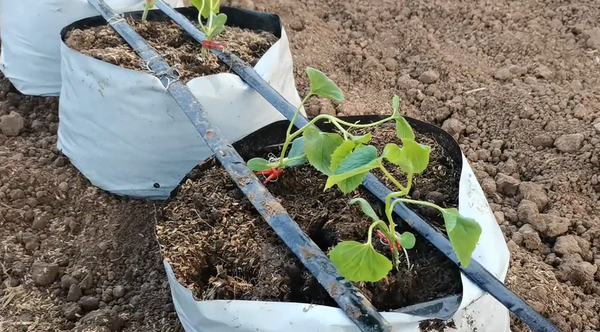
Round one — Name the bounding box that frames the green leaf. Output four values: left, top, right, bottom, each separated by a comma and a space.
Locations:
303, 128, 344, 175
288, 137, 305, 158
247, 158, 275, 172
383, 139, 430, 174
306, 67, 344, 102
392, 95, 400, 116
441, 208, 482, 268
189, 0, 203, 14
395, 116, 415, 140
399, 232, 416, 250
325, 146, 382, 193
329, 241, 392, 282
382, 143, 402, 162
210, 13, 227, 36
349, 198, 380, 223
351, 133, 372, 145
283, 137, 307, 167
190, 0, 221, 19
330, 140, 355, 173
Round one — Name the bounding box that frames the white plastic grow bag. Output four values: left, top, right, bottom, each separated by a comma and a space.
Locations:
163, 154, 512, 332
57, 26, 304, 199
0, 0, 184, 96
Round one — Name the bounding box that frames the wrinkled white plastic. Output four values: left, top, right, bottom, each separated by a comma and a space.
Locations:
0, 0, 184, 96
57, 27, 304, 199
164, 154, 511, 332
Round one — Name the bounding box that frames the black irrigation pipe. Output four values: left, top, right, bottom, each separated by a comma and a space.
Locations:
151, 2, 564, 332
86, 0, 394, 331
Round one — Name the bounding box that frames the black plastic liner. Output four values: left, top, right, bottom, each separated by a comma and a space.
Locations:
79, 1, 394, 331
149, 2, 564, 332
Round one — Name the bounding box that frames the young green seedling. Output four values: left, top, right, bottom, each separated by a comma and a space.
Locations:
141, 0, 154, 22
247, 68, 483, 282
189, 0, 228, 57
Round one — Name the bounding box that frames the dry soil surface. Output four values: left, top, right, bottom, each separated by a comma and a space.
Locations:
1, 0, 600, 331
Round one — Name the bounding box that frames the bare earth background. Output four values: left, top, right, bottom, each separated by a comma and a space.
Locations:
1, 0, 600, 331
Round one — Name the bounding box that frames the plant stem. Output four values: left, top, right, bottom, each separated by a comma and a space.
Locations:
141, 0, 152, 22
388, 197, 444, 222
277, 94, 312, 167
329, 119, 351, 140
379, 165, 405, 192
335, 116, 395, 129
367, 220, 389, 245
282, 155, 305, 164
405, 173, 413, 195
277, 113, 396, 169
391, 243, 400, 270
206, 13, 214, 39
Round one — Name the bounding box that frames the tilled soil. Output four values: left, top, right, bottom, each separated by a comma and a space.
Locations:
1, 0, 599, 331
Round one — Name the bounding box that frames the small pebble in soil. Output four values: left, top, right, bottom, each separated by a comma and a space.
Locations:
67, 284, 83, 302
30, 261, 59, 286
0, 111, 25, 136
496, 173, 520, 196
62, 303, 82, 321
419, 70, 440, 84
78, 296, 100, 311
554, 133, 584, 153
519, 182, 548, 211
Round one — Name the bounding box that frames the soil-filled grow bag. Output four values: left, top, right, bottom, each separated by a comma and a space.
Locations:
67, 1, 392, 331
152, 3, 565, 332
0, 0, 184, 96
161, 115, 512, 332
57, 6, 305, 199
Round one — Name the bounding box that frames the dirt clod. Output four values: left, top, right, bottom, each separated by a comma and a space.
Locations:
554, 235, 582, 256
519, 182, 549, 212
555, 133, 585, 153
496, 173, 521, 196
419, 70, 440, 84
0, 111, 25, 136
30, 261, 59, 286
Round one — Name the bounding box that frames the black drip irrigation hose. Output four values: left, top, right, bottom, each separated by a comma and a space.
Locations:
152, 2, 565, 332
85, 1, 394, 331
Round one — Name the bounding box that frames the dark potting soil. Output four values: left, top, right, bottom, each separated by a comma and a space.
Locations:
64, 18, 277, 83
158, 125, 462, 311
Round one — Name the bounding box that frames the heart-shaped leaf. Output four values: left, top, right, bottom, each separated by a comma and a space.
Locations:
349, 198, 380, 223
210, 13, 227, 36
329, 241, 392, 282
442, 208, 482, 268
306, 67, 344, 102
303, 128, 344, 175
383, 140, 430, 174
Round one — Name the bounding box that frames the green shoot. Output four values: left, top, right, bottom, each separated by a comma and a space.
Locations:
189, 0, 228, 57
141, 0, 155, 22
246, 68, 483, 283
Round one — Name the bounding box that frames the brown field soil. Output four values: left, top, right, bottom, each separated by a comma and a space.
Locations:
1, 0, 599, 331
